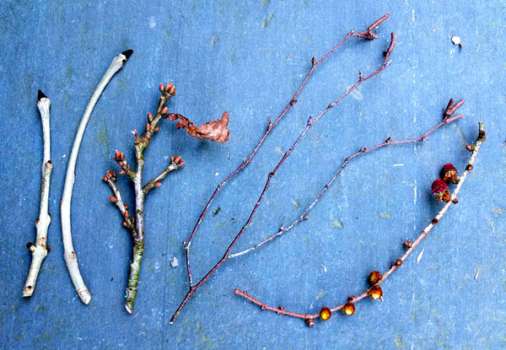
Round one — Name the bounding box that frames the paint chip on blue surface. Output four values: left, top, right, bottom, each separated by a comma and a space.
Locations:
170, 256, 179, 268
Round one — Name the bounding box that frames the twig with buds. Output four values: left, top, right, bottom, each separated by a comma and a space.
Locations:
61, 49, 133, 304
170, 29, 396, 323
23, 90, 53, 297
235, 121, 485, 327
179, 13, 393, 295
104, 82, 229, 314
229, 100, 464, 259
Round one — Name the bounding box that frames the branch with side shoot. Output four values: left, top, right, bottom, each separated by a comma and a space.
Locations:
178, 14, 393, 297
104, 82, 228, 314
170, 28, 396, 323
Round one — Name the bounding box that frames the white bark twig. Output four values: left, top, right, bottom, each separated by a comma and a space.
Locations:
23, 90, 53, 297
60, 49, 133, 304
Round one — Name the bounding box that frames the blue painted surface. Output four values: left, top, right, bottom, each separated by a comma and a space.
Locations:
1, 1, 505, 349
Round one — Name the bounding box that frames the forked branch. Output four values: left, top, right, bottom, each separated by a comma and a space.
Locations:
170, 27, 396, 323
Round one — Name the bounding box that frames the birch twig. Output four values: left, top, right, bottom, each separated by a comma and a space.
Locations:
61, 49, 133, 304
23, 90, 53, 297
170, 31, 396, 323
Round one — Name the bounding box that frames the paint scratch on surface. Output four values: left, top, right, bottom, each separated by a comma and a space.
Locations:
416, 248, 424, 264
349, 86, 364, 101
411, 9, 416, 23
474, 267, 480, 280
261, 13, 274, 28
379, 212, 392, 220
170, 256, 179, 268
148, 16, 157, 29
413, 180, 418, 205
321, 264, 327, 273
393, 163, 404, 167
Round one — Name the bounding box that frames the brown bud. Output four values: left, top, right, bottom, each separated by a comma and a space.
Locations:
368, 285, 383, 300
171, 155, 185, 168
108, 195, 118, 203
403, 240, 413, 249
342, 303, 356, 316
305, 318, 315, 328
465, 144, 475, 152
394, 259, 403, 267
440, 163, 459, 184
319, 307, 331, 321
368, 271, 382, 285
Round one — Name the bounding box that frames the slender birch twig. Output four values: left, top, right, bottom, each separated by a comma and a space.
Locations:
61, 49, 133, 304
229, 102, 464, 258
104, 83, 186, 314
23, 90, 53, 297
180, 13, 391, 290
170, 31, 396, 323
235, 122, 486, 326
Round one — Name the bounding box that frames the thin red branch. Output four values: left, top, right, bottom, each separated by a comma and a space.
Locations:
229, 110, 463, 259
235, 122, 486, 326
170, 28, 396, 323
180, 14, 392, 289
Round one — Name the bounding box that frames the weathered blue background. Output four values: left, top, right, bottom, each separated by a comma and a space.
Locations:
1, 1, 505, 349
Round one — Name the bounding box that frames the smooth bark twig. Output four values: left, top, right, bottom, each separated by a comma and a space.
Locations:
170, 28, 396, 323
61, 49, 133, 304
229, 107, 463, 258
180, 14, 393, 290
235, 122, 486, 325
23, 90, 53, 297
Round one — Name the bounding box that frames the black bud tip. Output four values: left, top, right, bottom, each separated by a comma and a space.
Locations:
37, 90, 47, 101
122, 49, 134, 60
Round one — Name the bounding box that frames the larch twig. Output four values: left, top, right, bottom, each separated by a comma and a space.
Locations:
61, 49, 133, 304
23, 90, 53, 297
235, 122, 486, 326
170, 29, 396, 323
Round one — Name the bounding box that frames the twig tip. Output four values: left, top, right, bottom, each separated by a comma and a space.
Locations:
37, 89, 47, 101
121, 49, 134, 60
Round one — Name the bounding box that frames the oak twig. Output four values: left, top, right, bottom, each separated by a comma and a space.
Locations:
170, 19, 396, 323
235, 122, 485, 326
23, 90, 53, 297
61, 49, 133, 304
104, 83, 185, 314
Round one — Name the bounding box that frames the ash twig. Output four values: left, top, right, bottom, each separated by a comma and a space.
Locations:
180, 14, 393, 290
23, 90, 53, 297
170, 29, 396, 323
61, 49, 133, 305
235, 122, 486, 325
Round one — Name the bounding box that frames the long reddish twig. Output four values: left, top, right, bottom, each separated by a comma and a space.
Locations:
170, 29, 396, 323
229, 102, 464, 259
181, 13, 392, 288
235, 122, 486, 326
